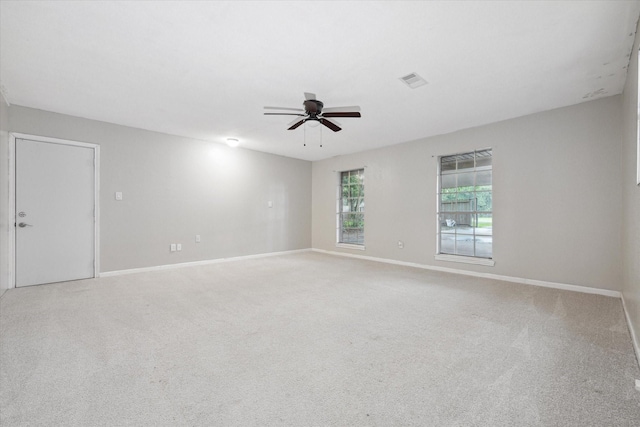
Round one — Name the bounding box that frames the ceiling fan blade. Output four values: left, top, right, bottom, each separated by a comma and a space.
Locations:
288, 116, 307, 126
320, 118, 342, 132
323, 117, 341, 127
264, 112, 305, 116
304, 92, 316, 100
322, 106, 361, 113
264, 106, 305, 111
322, 112, 361, 118
288, 119, 306, 130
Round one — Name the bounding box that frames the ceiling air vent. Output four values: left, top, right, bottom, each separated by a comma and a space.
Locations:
399, 72, 428, 89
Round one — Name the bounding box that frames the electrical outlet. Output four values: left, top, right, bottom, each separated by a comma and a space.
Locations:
170, 243, 176, 252
177, 243, 182, 251
195, 235, 201, 243
115, 192, 123, 201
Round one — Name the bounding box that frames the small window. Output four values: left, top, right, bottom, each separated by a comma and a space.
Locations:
337, 168, 365, 246
437, 149, 492, 259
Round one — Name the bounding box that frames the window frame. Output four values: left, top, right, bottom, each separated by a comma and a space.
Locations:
435, 149, 494, 266
336, 168, 365, 250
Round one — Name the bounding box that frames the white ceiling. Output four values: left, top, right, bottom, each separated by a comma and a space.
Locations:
1, 1, 639, 161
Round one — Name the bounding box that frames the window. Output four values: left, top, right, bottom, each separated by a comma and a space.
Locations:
337, 168, 365, 247
437, 149, 492, 259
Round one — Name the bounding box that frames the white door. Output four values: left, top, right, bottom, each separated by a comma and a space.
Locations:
15, 138, 96, 287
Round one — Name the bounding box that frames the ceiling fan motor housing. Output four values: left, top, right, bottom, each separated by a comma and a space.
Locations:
304, 99, 323, 116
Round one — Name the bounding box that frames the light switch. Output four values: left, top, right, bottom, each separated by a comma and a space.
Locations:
268, 201, 273, 208
115, 192, 123, 201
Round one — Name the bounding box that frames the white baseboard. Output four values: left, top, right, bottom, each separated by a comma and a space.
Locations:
621, 294, 640, 370
100, 248, 312, 277
312, 248, 621, 298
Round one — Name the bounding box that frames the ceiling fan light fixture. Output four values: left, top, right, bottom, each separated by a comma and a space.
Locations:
226, 138, 240, 148
306, 119, 321, 128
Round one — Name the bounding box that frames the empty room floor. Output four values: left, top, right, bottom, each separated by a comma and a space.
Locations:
1, 252, 639, 426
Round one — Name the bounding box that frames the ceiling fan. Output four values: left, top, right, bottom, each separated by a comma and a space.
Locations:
264, 92, 361, 132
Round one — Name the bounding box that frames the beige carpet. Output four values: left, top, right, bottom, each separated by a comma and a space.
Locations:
1, 251, 639, 426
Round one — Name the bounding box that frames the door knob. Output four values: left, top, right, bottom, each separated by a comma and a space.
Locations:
18, 222, 32, 228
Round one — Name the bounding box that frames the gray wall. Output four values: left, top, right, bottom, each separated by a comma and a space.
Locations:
1, 88, 631, 297
313, 96, 623, 291
8, 106, 312, 272
621, 22, 640, 351
0, 95, 9, 296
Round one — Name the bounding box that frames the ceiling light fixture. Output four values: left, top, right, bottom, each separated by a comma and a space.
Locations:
226, 138, 239, 148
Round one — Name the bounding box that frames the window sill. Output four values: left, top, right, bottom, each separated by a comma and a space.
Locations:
434, 254, 495, 266
336, 243, 366, 251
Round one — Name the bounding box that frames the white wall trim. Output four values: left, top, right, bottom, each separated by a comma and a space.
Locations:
336, 243, 365, 251
9, 133, 101, 287
11, 132, 98, 149
100, 248, 313, 277
7, 134, 15, 289
434, 254, 495, 266
312, 248, 621, 298
621, 293, 640, 370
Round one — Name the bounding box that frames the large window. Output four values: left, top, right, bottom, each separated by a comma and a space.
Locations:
437, 149, 492, 259
337, 168, 365, 246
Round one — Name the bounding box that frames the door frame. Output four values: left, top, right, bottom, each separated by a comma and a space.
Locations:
8, 133, 100, 288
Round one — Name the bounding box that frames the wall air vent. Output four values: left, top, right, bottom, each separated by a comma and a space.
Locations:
399, 72, 428, 89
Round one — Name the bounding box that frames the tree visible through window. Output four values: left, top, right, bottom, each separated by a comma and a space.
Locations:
438, 150, 492, 258
337, 168, 365, 245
